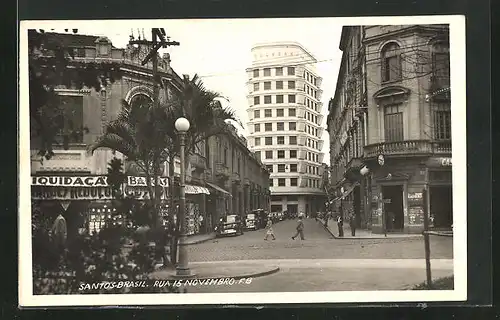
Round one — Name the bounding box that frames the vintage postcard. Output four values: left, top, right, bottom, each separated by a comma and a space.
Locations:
19, 15, 466, 307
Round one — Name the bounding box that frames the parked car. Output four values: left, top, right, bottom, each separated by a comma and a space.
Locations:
215, 215, 244, 237
250, 209, 268, 229
277, 212, 284, 221
245, 213, 258, 230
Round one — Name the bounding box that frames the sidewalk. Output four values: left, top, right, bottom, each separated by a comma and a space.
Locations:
150, 261, 280, 281
123, 232, 216, 249
317, 218, 423, 240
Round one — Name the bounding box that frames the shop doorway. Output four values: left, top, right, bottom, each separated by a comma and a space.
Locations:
382, 185, 404, 232
430, 185, 453, 229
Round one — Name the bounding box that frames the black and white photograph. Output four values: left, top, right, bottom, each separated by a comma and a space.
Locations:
18, 16, 467, 307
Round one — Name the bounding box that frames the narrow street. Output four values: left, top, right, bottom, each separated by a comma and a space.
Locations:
188, 218, 453, 262
172, 218, 454, 292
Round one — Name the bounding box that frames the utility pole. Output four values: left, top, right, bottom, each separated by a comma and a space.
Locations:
128, 28, 180, 264
422, 167, 433, 288
129, 28, 180, 111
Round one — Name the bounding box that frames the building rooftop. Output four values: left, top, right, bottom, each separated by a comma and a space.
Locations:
44, 32, 117, 48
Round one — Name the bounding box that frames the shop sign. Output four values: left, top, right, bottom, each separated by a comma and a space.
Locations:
426, 157, 452, 168
31, 186, 113, 200
32, 176, 108, 187
408, 206, 424, 225
408, 192, 423, 206
126, 176, 169, 187
124, 187, 167, 200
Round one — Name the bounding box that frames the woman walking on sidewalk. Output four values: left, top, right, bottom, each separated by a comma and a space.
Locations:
292, 214, 305, 240
264, 217, 276, 240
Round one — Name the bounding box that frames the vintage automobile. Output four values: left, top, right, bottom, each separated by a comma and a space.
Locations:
250, 209, 268, 229
215, 214, 244, 237
244, 213, 258, 230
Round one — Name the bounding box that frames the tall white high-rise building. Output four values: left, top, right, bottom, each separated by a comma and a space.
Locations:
246, 42, 326, 215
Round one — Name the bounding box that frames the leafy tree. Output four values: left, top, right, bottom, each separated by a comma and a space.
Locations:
107, 157, 127, 198
89, 74, 240, 266
28, 29, 123, 159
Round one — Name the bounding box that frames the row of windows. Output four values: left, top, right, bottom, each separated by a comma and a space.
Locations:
304, 71, 318, 86
253, 67, 295, 78
305, 85, 319, 99
305, 97, 319, 112
254, 80, 296, 91
253, 122, 320, 137
254, 108, 295, 118
271, 177, 299, 187
266, 163, 298, 173
307, 152, 319, 162
256, 150, 297, 160
305, 111, 320, 125
270, 177, 320, 188
382, 102, 451, 142
255, 135, 297, 146
253, 94, 296, 105
254, 122, 296, 132
265, 163, 320, 175
255, 135, 321, 150
306, 125, 319, 137
380, 42, 450, 83
255, 149, 320, 162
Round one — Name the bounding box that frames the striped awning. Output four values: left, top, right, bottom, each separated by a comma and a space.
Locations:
185, 184, 210, 195
206, 182, 232, 197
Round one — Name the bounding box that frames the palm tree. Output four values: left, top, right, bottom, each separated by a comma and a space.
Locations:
89, 74, 240, 265
162, 74, 241, 264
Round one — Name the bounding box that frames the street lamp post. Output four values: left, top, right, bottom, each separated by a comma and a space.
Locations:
175, 117, 193, 277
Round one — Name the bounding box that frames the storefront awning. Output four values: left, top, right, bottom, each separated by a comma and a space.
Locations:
185, 184, 210, 195
206, 182, 232, 197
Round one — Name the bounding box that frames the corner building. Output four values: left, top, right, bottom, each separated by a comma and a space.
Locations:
246, 42, 326, 216
328, 25, 452, 234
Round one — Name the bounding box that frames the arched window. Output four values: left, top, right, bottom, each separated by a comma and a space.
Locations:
129, 93, 152, 110
381, 42, 401, 82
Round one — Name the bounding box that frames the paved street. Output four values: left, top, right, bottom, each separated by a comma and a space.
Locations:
187, 218, 453, 261
172, 218, 454, 292
179, 259, 453, 293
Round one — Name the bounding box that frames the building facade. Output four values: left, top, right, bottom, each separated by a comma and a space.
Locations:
327, 25, 451, 234
30, 31, 270, 237
246, 42, 327, 216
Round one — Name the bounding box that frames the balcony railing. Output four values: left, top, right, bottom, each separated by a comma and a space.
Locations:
364, 140, 452, 158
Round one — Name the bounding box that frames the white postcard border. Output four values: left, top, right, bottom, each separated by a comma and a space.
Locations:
19, 15, 467, 307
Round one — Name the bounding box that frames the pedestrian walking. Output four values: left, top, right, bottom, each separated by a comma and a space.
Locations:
337, 214, 344, 237
264, 218, 276, 240
292, 215, 305, 240
349, 213, 356, 236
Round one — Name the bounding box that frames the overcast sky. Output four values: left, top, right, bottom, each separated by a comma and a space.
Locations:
37, 18, 345, 165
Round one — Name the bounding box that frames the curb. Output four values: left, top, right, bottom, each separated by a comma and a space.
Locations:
151, 266, 280, 281
317, 220, 424, 240
123, 234, 216, 249
426, 231, 453, 237
184, 234, 217, 245
318, 220, 338, 239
